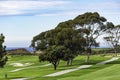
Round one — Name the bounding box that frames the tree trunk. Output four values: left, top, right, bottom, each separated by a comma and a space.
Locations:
114, 48, 117, 56
52, 62, 57, 70
86, 52, 90, 63
66, 58, 73, 66
53, 64, 57, 70
69, 59, 72, 65
66, 60, 69, 66
85, 47, 91, 63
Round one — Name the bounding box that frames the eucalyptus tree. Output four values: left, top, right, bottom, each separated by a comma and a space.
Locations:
31, 21, 86, 69
73, 12, 107, 63
104, 23, 120, 56
31, 12, 109, 69
31, 31, 48, 51
31, 29, 65, 70
55, 27, 85, 65
0, 34, 7, 68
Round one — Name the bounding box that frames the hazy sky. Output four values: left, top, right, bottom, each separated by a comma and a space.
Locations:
0, 0, 120, 47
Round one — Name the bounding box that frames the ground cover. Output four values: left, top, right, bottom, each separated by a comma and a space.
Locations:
0, 54, 119, 80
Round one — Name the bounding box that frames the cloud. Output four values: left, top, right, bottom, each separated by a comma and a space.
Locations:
0, 0, 120, 16
36, 11, 83, 16
35, 0, 120, 17
0, 0, 70, 16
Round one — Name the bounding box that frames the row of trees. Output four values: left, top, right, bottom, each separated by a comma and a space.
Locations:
31, 12, 120, 70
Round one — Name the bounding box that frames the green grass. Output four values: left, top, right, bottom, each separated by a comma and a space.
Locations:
92, 48, 112, 51
58, 64, 120, 80
0, 55, 118, 80
58, 58, 120, 80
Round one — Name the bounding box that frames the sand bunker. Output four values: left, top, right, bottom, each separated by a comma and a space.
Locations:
10, 64, 51, 72
11, 78, 28, 80
10, 63, 33, 67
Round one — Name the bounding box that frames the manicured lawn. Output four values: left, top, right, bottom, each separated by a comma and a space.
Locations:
0, 55, 119, 80
58, 58, 120, 80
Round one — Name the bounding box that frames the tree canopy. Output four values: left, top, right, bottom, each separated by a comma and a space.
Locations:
104, 24, 120, 56
31, 12, 120, 69
73, 12, 108, 63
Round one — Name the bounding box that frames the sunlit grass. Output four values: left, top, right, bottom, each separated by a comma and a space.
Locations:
0, 54, 117, 80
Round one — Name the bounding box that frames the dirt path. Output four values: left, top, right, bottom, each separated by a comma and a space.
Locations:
44, 57, 119, 77
44, 65, 92, 77
96, 57, 119, 65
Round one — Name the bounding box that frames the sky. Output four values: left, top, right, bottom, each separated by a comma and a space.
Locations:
0, 0, 120, 47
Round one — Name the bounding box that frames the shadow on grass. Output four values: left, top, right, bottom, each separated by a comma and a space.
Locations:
106, 60, 120, 64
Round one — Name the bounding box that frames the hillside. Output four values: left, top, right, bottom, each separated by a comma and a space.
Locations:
7, 48, 31, 55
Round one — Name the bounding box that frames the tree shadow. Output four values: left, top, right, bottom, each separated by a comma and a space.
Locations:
106, 60, 120, 64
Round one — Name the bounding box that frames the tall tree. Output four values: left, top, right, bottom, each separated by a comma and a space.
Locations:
31, 27, 85, 69
31, 12, 109, 69
104, 23, 120, 56
73, 12, 107, 63
31, 29, 63, 70
55, 27, 85, 65
0, 34, 7, 68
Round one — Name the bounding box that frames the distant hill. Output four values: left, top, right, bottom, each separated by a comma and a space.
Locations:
7, 48, 31, 55
6, 47, 33, 52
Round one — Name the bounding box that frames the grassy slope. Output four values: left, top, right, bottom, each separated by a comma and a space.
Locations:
59, 58, 120, 80
0, 55, 119, 80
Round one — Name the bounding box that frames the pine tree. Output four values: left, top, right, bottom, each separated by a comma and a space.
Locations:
0, 34, 8, 68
